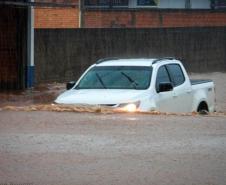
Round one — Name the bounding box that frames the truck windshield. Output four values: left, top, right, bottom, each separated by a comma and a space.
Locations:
75, 66, 152, 90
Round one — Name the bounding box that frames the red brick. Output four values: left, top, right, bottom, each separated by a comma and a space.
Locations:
34, 7, 79, 28
83, 10, 226, 28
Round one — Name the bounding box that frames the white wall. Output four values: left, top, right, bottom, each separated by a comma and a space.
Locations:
190, 0, 210, 9
159, 0, 186, 9
129, 0, 211, 9
128, 0, 137, 8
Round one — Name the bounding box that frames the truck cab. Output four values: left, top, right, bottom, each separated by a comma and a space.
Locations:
55, 58, 215, 113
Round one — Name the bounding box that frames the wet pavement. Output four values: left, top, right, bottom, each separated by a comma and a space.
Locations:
0, 111, 226, 185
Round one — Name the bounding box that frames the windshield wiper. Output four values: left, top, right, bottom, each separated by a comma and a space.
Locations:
95, 73, 107, 89
121, 72, 138, 89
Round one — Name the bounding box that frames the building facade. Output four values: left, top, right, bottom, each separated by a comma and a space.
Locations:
84, 0, 211, 9
34, 0, 79, 28
34, 0, 226, 28
82, 0, 226, 28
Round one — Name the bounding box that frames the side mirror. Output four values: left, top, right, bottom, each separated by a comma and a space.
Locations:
158, 82, 173, 93
66, 81, 76, 90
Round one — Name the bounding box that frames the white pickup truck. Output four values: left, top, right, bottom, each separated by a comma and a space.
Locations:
55, 58, 215, 113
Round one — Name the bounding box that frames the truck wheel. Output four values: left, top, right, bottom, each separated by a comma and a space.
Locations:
197, 102, 209, 115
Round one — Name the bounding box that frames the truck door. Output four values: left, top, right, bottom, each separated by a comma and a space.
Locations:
155, 65, 176, 112
166, 64, 193, 112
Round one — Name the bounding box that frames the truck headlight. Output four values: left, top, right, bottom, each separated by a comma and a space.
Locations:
118, 101, 140, 112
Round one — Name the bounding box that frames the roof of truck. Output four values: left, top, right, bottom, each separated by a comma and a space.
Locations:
95, 58, 176, 67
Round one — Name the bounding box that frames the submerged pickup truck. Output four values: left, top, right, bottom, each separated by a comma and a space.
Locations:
55, 57, 215, 113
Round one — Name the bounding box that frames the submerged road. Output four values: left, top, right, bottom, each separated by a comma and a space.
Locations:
0, 111, 226, 185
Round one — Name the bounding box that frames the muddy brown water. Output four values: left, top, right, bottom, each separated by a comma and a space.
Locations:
1, 111, 226, 185
0, 83, 64, 107
0, 73, 226, 115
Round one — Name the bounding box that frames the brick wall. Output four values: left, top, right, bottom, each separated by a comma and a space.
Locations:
34, 3, 226, 29
34, 0, 79, 28
34, 7, 79, 28
83, 10, 226, 28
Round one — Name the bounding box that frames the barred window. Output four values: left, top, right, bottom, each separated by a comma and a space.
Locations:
84, 0, 129, 6
137, 0, 158, 6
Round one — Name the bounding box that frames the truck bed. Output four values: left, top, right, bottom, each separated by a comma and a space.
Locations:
190, 79, 213, 85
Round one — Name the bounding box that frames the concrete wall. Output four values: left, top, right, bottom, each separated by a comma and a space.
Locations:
35, 27, 226, 84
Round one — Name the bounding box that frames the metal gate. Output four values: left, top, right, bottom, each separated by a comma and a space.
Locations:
0, 5, 27, 90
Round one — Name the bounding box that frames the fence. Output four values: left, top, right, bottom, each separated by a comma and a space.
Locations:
35, 27, 226, 84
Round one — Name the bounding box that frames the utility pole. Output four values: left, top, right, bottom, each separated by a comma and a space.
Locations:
79, 0, 84, 28
27, 0, 34, 88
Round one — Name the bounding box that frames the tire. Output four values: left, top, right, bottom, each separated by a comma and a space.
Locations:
197, 102, 209, 115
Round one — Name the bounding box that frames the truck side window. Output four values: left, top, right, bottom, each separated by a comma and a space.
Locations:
166, 64, 185, 87
156, 66, 171, 92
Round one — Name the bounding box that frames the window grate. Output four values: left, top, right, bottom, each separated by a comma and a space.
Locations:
84, 0, 129, 7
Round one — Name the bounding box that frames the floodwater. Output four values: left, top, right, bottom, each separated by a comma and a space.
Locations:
0, 83, 64, 107
0, 73, 226, 185
0, 111, 226, 185
0, 72, 226, 115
